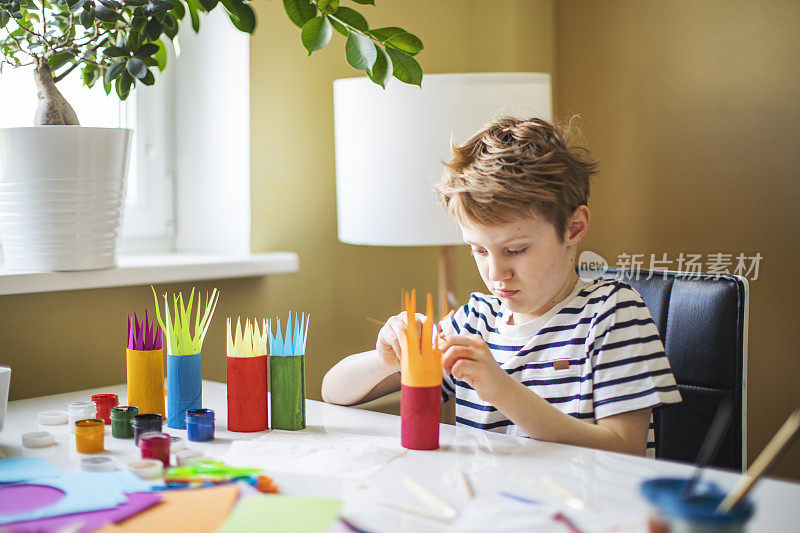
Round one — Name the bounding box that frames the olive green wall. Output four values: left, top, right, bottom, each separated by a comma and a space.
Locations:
555, 1, 800, 480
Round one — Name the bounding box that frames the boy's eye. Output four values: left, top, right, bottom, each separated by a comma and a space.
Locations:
506, 248, 527, 256
470, 248, 487, 256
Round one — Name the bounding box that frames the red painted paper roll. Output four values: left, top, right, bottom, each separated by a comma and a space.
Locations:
401, 384, 441, 450
227, 355, 268, 432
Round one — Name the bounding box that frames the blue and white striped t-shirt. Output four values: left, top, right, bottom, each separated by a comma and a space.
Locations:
441, 278, 682, 456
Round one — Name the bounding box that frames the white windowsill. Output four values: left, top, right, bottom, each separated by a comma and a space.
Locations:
0, 252, 299, 296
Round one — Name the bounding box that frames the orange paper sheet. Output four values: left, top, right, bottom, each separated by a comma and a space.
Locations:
126, 348, 166, 417
96, 485, 238, 533
400, 291, 443, 387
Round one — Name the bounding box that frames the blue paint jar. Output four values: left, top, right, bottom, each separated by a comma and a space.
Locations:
186, 408, 215, 442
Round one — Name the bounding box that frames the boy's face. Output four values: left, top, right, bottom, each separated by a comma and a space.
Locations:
460, 209, 588, 323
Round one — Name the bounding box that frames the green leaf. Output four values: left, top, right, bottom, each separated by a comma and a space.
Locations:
68, 0, 85, 13
127, 0, 149, 5
116, 70, 133, 100
82, 64, 99, 87
103, 77, 112, 95
351, 0, 374, 4
47, 51, 72, 71
225, 0, 255, 33
143, 0, 174, 15
145, 17, 162, 40
317, 0, 337, 15
163, 12, 177, 38
301, 15, 332, 55
140, 68, 155, 85
345, 30, 375, 71
367, 44, 391, 88
154, 38, 167, 71
126, 56, 147, 78
171, 0, 185, 19
79, 5, 94, 27
369, 26, 403, 42
332, 6, 367, 31
186, 0, 200, 32
198, 0, 216, 10
129, 28, 144, 51
135, 43, 159, 57
131, 15, 146, 29
104, 44, 126, 57
386, 31, 423, 55
386, 47, 421, 86
0, 11, 9, 28
282, 0, 315, 29
95, 4, 115, 22
104, 60, 125, 84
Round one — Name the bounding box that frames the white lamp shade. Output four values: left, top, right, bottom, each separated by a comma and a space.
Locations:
333, 72, 552, 246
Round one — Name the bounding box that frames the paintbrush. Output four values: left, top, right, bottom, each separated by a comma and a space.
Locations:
682, 396, 734, 497
717, 407, 800, 513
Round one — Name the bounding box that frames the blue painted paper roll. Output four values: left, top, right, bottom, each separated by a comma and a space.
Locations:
166, 352, 202, 429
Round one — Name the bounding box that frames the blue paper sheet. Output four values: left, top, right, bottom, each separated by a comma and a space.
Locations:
0, 458, 63, 483
0, 470, 149, 525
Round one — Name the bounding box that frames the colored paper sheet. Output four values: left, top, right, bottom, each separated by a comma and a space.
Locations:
227, 317, 268, 357
152, 287, 219, 356
0, 471, 148, 526
269, 355, 305, 430
217, 495, 341, 533
400, 291, 443, 387
166, 352, 202, 429
95, 484, 238, 533
4, 492, 161, 533
227, 355, 268, 432
267, 312, 310, 357
0, 458, 62, 483
126, 348, 166, 417
127, 311, 162, 351
222, 429, 404, 479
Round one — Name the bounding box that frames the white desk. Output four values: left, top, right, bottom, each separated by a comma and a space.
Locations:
2, 381, 799, 532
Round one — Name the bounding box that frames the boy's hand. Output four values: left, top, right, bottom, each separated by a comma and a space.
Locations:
442, 334, 510, 404
376, 312, 427, 370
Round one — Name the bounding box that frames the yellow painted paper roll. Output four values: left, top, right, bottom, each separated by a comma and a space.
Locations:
126, 348, 165, 417
400, 291, 443, 388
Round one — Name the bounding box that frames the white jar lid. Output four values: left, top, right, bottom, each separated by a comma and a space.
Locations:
81, 455, 116, 471
127, 459, 163, 479
169, 436, 186, 453
21, 431, 55, 448
175, 449, 206, 466
38, 410, 68, 425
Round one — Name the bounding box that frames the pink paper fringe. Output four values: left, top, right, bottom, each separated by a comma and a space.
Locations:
127, 310, 163, 351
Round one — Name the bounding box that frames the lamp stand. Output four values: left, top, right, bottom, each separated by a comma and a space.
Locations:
438, 245, 456, 318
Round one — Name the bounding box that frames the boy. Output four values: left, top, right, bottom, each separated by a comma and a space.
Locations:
322, 117, 681, 456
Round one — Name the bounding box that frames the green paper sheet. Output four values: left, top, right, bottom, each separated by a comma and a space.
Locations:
217, 495, 341, 533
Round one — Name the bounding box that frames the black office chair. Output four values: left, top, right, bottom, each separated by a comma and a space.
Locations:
578, 267, 748, 471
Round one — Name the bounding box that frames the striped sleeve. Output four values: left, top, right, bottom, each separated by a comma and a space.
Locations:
589, 284, 681, 420
439, 296, 480, 402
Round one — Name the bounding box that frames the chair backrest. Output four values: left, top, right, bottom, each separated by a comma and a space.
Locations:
578, 267, 748, 471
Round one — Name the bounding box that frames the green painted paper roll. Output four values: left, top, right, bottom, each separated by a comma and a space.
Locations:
270, 354, 305, 430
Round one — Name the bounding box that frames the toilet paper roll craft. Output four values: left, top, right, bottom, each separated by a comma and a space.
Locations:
227, 317, 269, 432
268, 312, 310, 431
126, 309, 165, 418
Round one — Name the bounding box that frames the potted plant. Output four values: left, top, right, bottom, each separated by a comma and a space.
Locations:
0, 0, 423, 271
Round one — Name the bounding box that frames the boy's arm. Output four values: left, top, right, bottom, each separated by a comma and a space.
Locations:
321, 349, 400, 405
492, 377, 651, 455
442, 334, 651, 455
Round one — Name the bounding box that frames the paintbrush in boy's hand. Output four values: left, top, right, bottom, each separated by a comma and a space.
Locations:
682, 396, 734, 497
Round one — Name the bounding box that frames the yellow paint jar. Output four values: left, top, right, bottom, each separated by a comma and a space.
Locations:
75, 418, 105, 453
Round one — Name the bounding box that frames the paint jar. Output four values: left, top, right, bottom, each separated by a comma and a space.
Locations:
67, 401, 97, 429
640, 478, 754, 533
132, 413, 163, 445
110, 406, 139, 438
91, 394, 119, 424
186, 408, 214, 442
75, 418, 105, 453
139, 432, 171, 467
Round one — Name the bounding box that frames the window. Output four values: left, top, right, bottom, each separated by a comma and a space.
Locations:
0, 60, 175, 254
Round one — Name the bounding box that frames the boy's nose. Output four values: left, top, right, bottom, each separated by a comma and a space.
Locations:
487, 257, 512, 281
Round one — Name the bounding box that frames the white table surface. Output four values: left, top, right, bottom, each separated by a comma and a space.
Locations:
1, 381, 799, 532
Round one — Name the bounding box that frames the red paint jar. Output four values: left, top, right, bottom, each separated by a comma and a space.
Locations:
139, 432, 171, 467
91, 394, 119, 425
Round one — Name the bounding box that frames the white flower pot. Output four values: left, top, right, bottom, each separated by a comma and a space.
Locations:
0, 126, 132, 271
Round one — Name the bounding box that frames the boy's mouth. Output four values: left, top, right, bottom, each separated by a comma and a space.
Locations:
495, 289, 519, 298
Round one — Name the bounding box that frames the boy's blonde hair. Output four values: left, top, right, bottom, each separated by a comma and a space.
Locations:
435, 116, 598, 241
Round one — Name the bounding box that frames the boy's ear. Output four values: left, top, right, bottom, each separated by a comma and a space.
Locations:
565, 205, 590, 245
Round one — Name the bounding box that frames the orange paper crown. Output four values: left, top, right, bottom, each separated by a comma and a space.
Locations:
400, 290, 443, 387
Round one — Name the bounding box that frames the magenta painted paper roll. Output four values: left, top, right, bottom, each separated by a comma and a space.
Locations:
401, 384, 440, 450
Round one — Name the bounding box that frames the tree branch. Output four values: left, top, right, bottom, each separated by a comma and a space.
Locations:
52, 36, 108, 83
